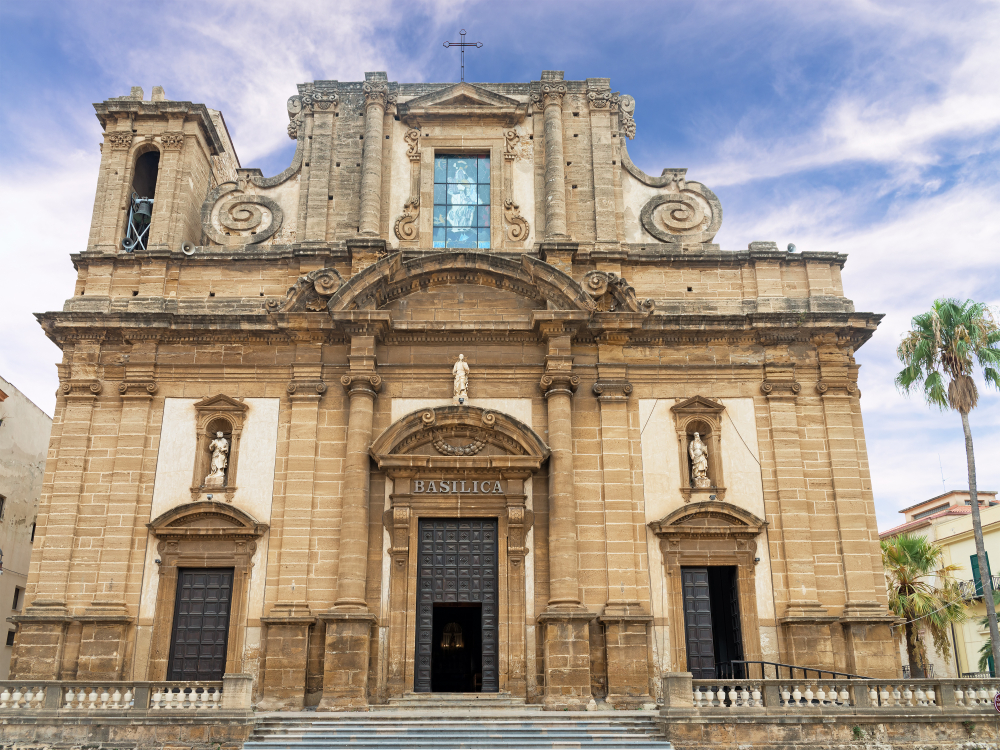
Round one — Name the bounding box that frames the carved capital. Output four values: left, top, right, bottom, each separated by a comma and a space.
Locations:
586, 88, 620, 111
540, 373, 579, 398
159, 132, 184, 149
118, 381, 158, 398
59, 380, 103, 398
532, 83, 567, 110
106, 131, 132, 149
760, 380, 801, 398
362, 82, 394, 111
286, 380, 328, 398
341, 373, 382, 397
816, 380, 859, 397
592, 381, 633, 402
297, 91, 339, 112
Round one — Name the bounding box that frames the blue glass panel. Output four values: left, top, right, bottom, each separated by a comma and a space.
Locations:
434, 184, 446, 205
434, 158, 447, 183
433, 206, 447, 226
477, 184, 489, 206
448, 184, 477, 205
478, 240, 491, 249
447, 227, 477, 248
433, 227, 446, 247
478, 228, 491, 245
448, 158, 476, 184
478, 207, 490, 227
478, 158, 490, 183
447, 206, 475, 227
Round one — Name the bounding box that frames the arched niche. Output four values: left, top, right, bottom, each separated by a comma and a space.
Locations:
370, 405, 549, 698
145, 501, 268, 681
190, 394, 248, 501
671, 395, 726, 501
649, 502, 767, 675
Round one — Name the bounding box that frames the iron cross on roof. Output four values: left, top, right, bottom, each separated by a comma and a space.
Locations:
443, 29, 482, 82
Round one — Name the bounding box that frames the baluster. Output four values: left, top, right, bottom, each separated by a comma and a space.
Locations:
914, 685, 926, 706
839, 685, 850, 706
891, 684, 902, 706
965, 686, 977, 706
925, 685, 936, 707
194, 688, 205, 710
815, 684, 826, 705
63, 687, 75, 709
0, 687, 11, 709
151, 687, 162, 709
12, 687, 23, 709
977, 685, 989, 705
901, 684, 912, 706
781, 685, 791, 706
110, 688, 121, 709
740, 686, 750, 707
123, 687, 134, 709
751, 684, 761, 707
791, 684, 802, 707
724, 685, 734, 707
100, 687, 110, 709
209, 687, 220, 709
164, 688, 176, 710
803, 684, 814, 705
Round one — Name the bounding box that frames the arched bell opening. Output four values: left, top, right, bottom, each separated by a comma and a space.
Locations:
123, 146, 161, 252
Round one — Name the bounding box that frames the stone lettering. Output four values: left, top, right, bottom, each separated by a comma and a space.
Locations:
410, 479, 505, 494
493, 481, 502, 493
460, 480, 468, 493
414, 480, 424, 493
426, 481, 437, 493
472, 481, 479, 493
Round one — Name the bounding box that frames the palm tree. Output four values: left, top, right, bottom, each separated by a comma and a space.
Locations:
978, 593, 1000, 674
896, 298, 1000, 672
881, 533, 967, 676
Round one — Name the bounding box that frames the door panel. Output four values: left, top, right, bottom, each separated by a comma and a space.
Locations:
682, 567, 716, 679
416, 518, 498, 692
167, 568, 234, 681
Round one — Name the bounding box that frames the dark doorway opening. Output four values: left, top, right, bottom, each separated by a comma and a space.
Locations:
167, 568, 233, 681
431, 603, 483, 692
682, 566, 744, 679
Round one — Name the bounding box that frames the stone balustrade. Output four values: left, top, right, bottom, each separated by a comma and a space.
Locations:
0, 673, 251, 713
664, 672, 1000, 715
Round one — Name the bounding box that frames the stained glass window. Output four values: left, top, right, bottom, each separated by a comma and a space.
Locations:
433, 154, 490, 249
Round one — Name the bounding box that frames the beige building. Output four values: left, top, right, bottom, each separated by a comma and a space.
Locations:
881, 490, 1000, 678
0, 376, 52, 678
12, 71, 898, 710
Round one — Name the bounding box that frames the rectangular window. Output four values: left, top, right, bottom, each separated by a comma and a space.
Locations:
12, 587, 22, 611
0, 494, 5, 521
5, 630, 14, 647
433, 154, 490, 249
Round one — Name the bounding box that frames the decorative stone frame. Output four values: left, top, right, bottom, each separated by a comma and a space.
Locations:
671, 395, 726, 501
145, 501, 268, 681
190, 394, 249, 501
370, 405, 548, 699
649, 502, 767, 674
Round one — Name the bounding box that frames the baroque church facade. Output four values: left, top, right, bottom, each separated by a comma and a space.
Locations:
12, 71, 898, 710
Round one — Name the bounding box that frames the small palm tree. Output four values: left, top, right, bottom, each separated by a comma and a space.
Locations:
882, 533, 967, 676
896, 298, 1000, 670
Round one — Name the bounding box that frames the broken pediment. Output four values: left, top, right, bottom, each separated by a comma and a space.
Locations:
397, 83, 529, 127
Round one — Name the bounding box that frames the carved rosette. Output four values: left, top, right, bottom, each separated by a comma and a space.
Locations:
106, 131, 133, 149
159, 132, 184, 149
582, 270, 654, 313
503, 198, 529, 243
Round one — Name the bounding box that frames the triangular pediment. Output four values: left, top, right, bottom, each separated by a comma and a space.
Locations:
398, 83, 528, 126
194, 393, 248, 413
670, 395, 725, 415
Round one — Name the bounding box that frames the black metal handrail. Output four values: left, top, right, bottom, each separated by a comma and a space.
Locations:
958, 575, 1000, 599
715, 660, 870, 680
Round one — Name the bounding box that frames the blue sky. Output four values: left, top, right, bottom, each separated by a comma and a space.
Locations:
1, 0, 997, 529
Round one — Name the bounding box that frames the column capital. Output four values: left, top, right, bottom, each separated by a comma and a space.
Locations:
592, 381, 632, 402
59, 379, 103, 400
760, 379, 801, 398
540, 373, 579, 398
362, 81, 395, 111
117, 380, 158, 398
287, 380, 327, 399
586, 85, 620, 112
532, 82, 567, 111
341, 373, 382, 397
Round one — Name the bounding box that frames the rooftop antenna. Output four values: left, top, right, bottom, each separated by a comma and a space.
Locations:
443, 29, 482, 82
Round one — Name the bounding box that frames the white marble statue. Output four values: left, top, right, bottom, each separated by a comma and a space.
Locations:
205, 431, 229, 488
453, 354, 470, 403
689, 432, 710, 488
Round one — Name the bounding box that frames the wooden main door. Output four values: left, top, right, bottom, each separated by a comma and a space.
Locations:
682, 567, 716, 678
682, 566, 744, 679
167, 568, 234, 681
415, 518, 498, 693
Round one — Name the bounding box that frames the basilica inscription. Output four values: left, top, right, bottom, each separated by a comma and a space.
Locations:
413, 479, 505, 494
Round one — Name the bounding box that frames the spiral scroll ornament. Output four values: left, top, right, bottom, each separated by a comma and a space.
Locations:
202, 183, 283, 246
639, 185, 720, 245
503, 198, 529, 243
394, 197, 420, 241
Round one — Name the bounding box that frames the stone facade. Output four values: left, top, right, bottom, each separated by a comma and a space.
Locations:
11, 71, 898, 711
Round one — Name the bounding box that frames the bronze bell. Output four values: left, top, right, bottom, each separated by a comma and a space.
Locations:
135, 199, 153, 219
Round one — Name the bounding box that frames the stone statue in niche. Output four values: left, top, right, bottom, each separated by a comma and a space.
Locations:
205, 431, 230, 488
453, 354, 470, 404
689, 432, 710, 489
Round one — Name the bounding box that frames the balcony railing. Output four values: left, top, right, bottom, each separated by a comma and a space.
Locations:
958, 574, 1000, 599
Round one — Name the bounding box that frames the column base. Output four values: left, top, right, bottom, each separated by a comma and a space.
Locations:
779, 603, 839, 673
9, 601, 72, 680
318, 611, 377, 710
259, 606, 316, 711
839, 608, 899, 678
599, 608, 654, 708
538, 608, 594, 710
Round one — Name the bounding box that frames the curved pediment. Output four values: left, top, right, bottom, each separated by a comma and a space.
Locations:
327, 252, 597, 314
649, 501, 766, 538
148, 501, 268, 539
371, 405, 549, 472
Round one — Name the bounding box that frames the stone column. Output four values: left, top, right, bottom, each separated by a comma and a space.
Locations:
536, 75, 570, 240
537, 320, 593, 709
586, 79, 619, 249
320, 315, 386, 708
358, 74, 392, 236
762, 371, 837, 670
593, 347, 653, 708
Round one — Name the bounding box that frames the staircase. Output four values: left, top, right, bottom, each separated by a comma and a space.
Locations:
248, 707, 673, 750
